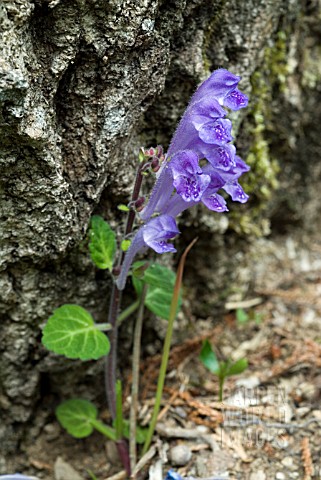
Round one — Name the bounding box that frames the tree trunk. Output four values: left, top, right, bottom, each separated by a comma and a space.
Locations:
1, 0, 320, 469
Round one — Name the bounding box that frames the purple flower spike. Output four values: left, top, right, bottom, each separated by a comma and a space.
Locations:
142, 215, 179, 253
224, 88, 248, 111
140, 68, 249, 226
170, 150, 210, 202
198, 118, 233, 145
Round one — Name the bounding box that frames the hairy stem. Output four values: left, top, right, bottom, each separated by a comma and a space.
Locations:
129, 285, 148, 474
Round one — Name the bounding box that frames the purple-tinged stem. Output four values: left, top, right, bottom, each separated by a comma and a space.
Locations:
105, 157, 147, 474
105, 282, 121, 419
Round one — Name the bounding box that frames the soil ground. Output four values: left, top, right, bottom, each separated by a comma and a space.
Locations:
4, 233, 321, 480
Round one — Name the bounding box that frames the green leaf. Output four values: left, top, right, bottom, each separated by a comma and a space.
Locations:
144, 288, 175, 320
42, 304, 110, 360
56, 398, 116, 441
56, 399, 98, 438
226, 358, 248, 376
132, 263, 182, 320
133, 262, 176, 290
89, 215, 116, 270
132, 261, 148, 279
121, 420, 149, 444
118, 204, 130, 212
200, 340, 220, 374
87, 470, 99, 480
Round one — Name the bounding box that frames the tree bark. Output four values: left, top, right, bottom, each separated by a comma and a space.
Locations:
0, 0, 320, 466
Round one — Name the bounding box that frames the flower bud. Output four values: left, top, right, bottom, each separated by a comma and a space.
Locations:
134, 196, 145, 212
151, 158, 160, 172
144, 147, 155, 158
155, 145, 164, 157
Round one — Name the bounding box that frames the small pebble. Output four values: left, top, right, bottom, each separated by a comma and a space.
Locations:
249, 470, 266, 480
174, 407, 187, 418
105, 440, 122, 466
275, 473, 285, 480
281, 456, 298, 473
295, 407, 310, 418
312, 410, 321, 420
281, 456, 293, 468
54, 457, 83, 480
169, 445, 192, 466
43, 422, 60, 441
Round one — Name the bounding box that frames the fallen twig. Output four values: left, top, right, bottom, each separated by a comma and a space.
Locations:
301, 437, 313, 480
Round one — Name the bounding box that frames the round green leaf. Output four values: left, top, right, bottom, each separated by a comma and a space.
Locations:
56, 399, 97, 438
42, 304, 110, 360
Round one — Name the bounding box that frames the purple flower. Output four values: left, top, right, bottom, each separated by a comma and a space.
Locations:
165, 471, 183, 480
170, 150, 210, 202
224, 88, 248, 110
142, 215, 179, 253
189, 69, 241, 105
164, 168, 228, 217
200, 143, 236, 171
0, 476, 40, 480
197, 118, 233, 145
200, 170, 229, 212
116, 215, 179, 290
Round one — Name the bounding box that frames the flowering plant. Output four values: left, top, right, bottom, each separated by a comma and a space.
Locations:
41, 69, 249, 476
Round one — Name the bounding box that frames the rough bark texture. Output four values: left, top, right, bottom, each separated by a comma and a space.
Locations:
1, 0, 321, 464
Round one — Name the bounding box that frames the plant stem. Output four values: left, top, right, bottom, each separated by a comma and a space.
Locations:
105, 283, 121, 419
142, 238, 197, 455
115, 380, 124, 441
91, 419, 117, 441
94, 323, 112, 331
117, 299, 140, 325
129, 285, 148, 474
104, 159, 146, 475
218, 376, 224, 402
105, 161, 145, 418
